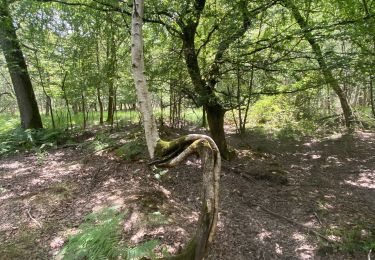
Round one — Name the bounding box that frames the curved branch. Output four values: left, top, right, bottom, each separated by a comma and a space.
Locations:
0, 92, 13, 98
153, 134, 221, 259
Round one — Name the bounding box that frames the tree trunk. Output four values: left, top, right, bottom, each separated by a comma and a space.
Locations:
95, 37, 104, 125
60, 72, 72, 129
370, 77, 375, 118
107, 82, 114, 123
362, 0, 375, 118
242, 66, 254, 134
34, 51, 55, 129
236, 66, 243, 134
131, 0, 159, 158
81, 92, 86, 129
283, 0, 354, 128
0, 0, 43, 129
106, 17, 117, 125
131, 2, 220, 259
206, 104, 230, 159
202, 107, 207, 128
97, 87, 104, 125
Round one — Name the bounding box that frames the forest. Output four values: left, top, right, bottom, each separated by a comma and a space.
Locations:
0, 0, 375, 259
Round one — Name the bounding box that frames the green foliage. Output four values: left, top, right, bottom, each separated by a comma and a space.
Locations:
115, 140, 146, 161
247, 95, 319, 140
354, 107, 375, 129
0, 126, 65, 156
126, 240, 161, 260
58, 207, 126, 260
320, 225, 375, 254
249, 95, 296, 127
0, 228, 41, 259
58, 207, 164, 260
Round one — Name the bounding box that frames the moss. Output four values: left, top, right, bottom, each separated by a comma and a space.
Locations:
155, 137, 191, 158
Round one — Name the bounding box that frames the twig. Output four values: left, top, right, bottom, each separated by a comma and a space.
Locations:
222, 165, 255, 181
313, 211, 323, 226
368, 249, 372, 260
27, 207, 42, 228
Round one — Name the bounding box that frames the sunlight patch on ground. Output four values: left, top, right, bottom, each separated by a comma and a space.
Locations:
344, 170, 375, 189
0, 161, 24, 170
326, 133, 343, 140
130, 227, 146, 243
1, 165, 34, 179
256, 229, 272, 243
326, 156, 342, 165
0, 192, 14, 202
295, 244, 316, 259
275, 243, 283, 255
292, 232, 316, 259
91, 192, 126, 212
303, 139, 318, 147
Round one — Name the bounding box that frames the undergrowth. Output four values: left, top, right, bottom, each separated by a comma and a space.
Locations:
319, 224, 375, 255
58, 207, 164, 260
0, 127, 67, 156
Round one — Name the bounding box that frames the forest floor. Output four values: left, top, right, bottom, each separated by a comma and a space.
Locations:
0, 124, 374, 259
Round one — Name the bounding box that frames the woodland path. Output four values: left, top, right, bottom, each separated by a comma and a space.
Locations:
0, 127, 374, 259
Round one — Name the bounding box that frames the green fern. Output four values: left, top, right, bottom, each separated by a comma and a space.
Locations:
58, 207, 165, 260
58, 207, 125, 260
126, 240, 160, 260
0, 127, 65, 156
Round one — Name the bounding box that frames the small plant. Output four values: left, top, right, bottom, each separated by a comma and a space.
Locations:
115, 140, 145, 161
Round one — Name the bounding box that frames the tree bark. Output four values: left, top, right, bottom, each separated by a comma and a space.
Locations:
0, 0, 43, 129
131, 0, 159, 158
131, 2, 220, 258
206, 104, 230, 159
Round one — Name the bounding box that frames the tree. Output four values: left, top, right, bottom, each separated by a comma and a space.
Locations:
131, 0, 220, 258
0, 0, 43, 129
281, 0, 354, 129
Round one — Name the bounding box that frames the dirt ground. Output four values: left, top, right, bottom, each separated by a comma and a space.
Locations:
1, 126, 374, 259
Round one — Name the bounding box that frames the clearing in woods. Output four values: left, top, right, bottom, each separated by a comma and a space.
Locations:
0, 126, 374, 259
